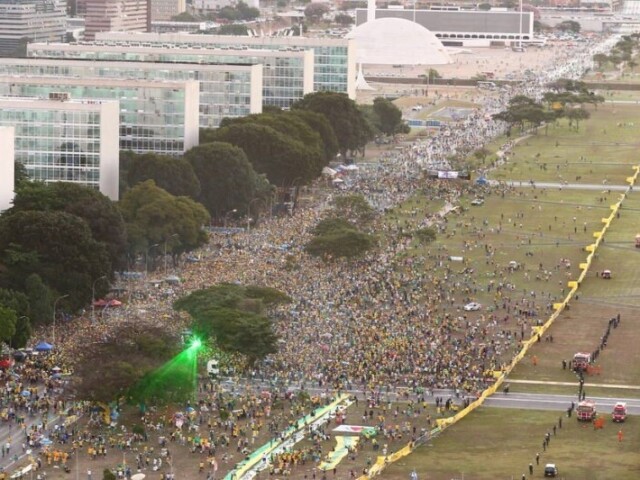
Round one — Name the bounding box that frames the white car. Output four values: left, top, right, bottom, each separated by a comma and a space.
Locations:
464, 302, 482, 311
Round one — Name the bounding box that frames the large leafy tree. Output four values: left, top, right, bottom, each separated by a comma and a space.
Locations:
305, 217, 377, 260
0, 211, 111, 310
290, 109, 339, 163
119, 180, 210, 261
372, 97, 409, 136
0, 306, 16, 344
0, 288, 31, 347
10, 182, 127, 271
174, 284, 289, 365
24, 274, 52, 326
293, 92, 373, 157
72, 324, 180, 403
205, 123, 318, 185
185, 142, 259, 217
125, 153, 201, 198
218, 113, 326, 175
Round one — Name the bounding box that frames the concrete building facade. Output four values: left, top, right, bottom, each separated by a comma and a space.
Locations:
28, 42, 314, 108
150, 0, 186, 21
0, 0, 65, 56
0, 96, 120, 200
83, 0, 150, 40
0, 76, 199, 154
0, 58, 262, 128
95, 32, 356, 99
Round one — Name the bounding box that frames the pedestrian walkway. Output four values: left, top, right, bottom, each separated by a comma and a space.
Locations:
507, 379, 640, 390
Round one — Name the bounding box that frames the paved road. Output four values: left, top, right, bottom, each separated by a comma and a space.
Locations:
490, 180, 631, 191
484, 392, 640, 415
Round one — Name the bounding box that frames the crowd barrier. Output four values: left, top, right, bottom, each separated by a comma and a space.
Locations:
357, 165, 639, 479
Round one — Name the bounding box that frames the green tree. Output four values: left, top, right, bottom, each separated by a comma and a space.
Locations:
334, 13, 354, 26
473, 147, 491, 165
566, 107, 590, 130
174, 283, 288, 365
557, 20, 580, 33
24, 274, 53, 326
304, 2, 329, 22
0, 288, 31, 345
103, 469, 117, 480
206, 123, 318, 185
185, 142, 259, 217
10, 182, 127, 270
592, 53, 609, 70
217, 24, 250, 35
0, 306, 16, 343
427, 68, 442, 82
290, 110, 339, 163
0, 213, 111, 311
331, 194, 376, 226
119, 180, 210, 261
372, 97, 409, 136
126, 153, 201, 198
217, 112, 327, 176
72, 324, 179, 403
305, 217, 376, 259
293, 92, 374, 157
14, 162, 30, 188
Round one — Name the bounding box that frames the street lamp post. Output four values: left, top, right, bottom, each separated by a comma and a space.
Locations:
224, 209, 237, 228
247, 198, 265, 233
145, 243, 160, 278
52, 294, 69, 346
91, 275, 107, 323
164, 234, 179, 276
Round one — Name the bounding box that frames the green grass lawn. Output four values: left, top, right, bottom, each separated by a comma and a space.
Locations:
373, 100, 640, 479
382, 407, 640, 480
489, 105, 640, 185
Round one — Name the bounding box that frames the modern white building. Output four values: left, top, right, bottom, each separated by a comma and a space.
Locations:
0, 58, 262, 128
95, 32, 356, 99
0, 76, 200, 155
0, 126, 15, 212
0, 96, 120, 200
0, 0, 66, 56
355, 8, 534, 47
28, 42, 314, 108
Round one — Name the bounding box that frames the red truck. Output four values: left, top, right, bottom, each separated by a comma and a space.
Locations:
577, 400, 597, 421
612, 402, 627, 423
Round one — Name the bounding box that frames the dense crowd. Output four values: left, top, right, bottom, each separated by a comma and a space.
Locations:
0, 34, 623, 479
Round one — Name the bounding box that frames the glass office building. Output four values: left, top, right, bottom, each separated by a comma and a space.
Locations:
0, 76, 199, 155
0, 126, 14, 212
0, 96, 119, 200
0, 58, 262, 128
0, 0, 65, 56
93, 32, 356, 99
28, 43, 314, 109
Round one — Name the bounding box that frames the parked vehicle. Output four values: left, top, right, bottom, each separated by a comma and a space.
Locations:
577, 400, 597, 421
464, 302, 482, 311
612, 402, 627, 422
572, 352, 591, 372
544, 464, 558, 477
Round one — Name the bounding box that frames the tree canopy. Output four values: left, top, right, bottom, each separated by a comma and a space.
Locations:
305, 217, 377, 260
204, 123, 319, 185
185, 142, 259, 217
174, 283, 289, 365
72, 324, 180, 403
125, 153, 201, 198
0, 211, 111, 310
9, 182, 127, 271
119, 180, 210, 260
293, 92, 374, 157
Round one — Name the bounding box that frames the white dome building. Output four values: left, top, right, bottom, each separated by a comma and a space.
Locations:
347, 17, 451, 65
